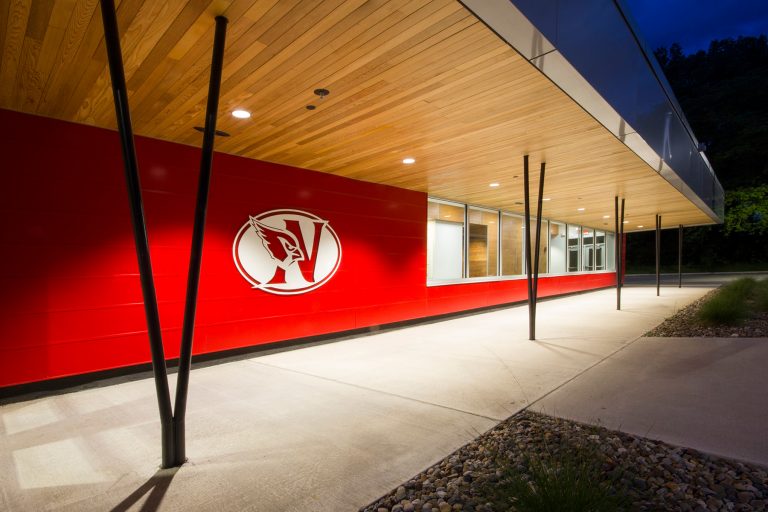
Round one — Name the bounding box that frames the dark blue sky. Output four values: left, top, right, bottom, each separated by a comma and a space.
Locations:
623, 0, 768, 54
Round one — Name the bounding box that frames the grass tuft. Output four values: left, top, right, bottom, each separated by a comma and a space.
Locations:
485, 434, 629, 512
696, 278, 757, 325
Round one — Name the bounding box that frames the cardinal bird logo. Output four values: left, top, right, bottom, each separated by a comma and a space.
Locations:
249, 217, 306, 270
233, 209, 342, 295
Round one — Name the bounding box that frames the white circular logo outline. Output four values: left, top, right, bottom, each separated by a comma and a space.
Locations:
232, 209, 342, 295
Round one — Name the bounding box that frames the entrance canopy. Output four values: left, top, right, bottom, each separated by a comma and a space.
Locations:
0, 0, 723, 231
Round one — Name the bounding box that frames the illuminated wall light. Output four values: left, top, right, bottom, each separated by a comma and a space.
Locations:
402, 157, 416, 165
232, 110, 251, 119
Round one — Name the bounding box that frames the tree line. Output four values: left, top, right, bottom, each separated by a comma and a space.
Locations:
627, 35, 768, 272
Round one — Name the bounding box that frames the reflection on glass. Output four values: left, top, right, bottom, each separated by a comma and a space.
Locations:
468, 208, 498, 277
526, 219, 548, 274
427, 201, 465, 279
567, 225, 580, 272
595, 231, 606, 270
606, 232, 616, 271
582, 227, 595, 271
501, 214, 523, 276
549, 221, 567, 273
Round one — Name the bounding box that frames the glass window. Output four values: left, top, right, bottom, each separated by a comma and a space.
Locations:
501, 214, 523, 276
595, 231, 606, 270
567, 225, 580, 272
427, 200, 465, 279
526, 219, 548, 274
468, 208, 499, 277
582, 227, 595, 271
549, 221, 567, 273
606, 232, 616, 271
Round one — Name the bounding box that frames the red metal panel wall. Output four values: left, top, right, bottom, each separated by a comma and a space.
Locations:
0, 110, 614, 388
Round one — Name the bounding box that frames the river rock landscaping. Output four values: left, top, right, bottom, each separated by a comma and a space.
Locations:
360, 411, 768, 512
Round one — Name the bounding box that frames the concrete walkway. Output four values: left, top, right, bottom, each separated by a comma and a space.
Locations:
1, 283, 765, 511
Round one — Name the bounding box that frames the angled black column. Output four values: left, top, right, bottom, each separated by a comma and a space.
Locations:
678, 224, 683, 288
656, 214, 662, 296
523, 156, 546, 340
615, 197, 626, 310
99, 0, 175, 468
173, 15, 228, 466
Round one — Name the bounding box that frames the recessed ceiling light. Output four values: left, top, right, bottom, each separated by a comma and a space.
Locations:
623, 220, 629, 224
232, 109, 251, 119
444, 214, 451, 218
577, 207, 585, 211
489, 182, 500, 187
637, 225, 644, 228
603, 215, 610, 219
403, 157, 416, 164
543, 198, 551, 201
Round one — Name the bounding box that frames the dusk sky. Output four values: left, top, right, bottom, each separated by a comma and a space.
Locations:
623, 0, 768, 54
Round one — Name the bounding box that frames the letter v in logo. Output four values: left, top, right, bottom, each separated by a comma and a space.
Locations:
233, 209, 342, 295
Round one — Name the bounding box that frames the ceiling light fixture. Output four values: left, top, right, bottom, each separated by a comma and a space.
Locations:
232, 109, 251, 119
637, 225, 644, 228
543, 198, 551, 201
603, 215, 610, 219
577, 207, 585, 211
489, 182, 500, 187
193, 126, 230, 137
402, 157, 416, 165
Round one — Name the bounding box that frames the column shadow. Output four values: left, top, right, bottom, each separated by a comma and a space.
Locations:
110, 467, 179, 512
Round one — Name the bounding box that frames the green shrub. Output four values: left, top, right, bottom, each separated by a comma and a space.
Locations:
486, 444, 629, 512
697, 278, 756, 325
754, 279, 768, 312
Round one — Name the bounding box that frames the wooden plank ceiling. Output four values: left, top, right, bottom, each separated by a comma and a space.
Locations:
0, 0, 715, 231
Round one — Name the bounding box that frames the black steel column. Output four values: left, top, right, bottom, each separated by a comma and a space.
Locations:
615, 197, 625, 310
523, 156, 533, 339
523, 156, 545, 340
655, 214, 662, 296
532, 162, 546, 338
99, 0, 174, 468
678, 224, 683, 288
173, 15, 228, 466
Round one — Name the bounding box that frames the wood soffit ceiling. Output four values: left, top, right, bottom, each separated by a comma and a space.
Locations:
0, 0, 715, 231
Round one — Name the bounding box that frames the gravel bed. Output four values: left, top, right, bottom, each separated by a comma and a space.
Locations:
645, 290, 768, 338
361, 411, 767, 512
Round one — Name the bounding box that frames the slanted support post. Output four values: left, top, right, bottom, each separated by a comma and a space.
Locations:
678, 224, 683, 288
523, 156, 546, 340
656, 214, 662, 296
614, 196, 625, 310
173, 15, 228, 467
99, 0, 174, 468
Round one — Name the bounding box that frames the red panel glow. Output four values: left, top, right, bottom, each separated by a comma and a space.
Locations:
0, 109, 615, 388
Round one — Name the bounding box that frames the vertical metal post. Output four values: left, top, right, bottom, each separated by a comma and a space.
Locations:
617, 198, 625, 310
532, 162, 546, 337
173, 15, 228, 466
99, 0, 174, 468
678, 224, 683, 288
523, 156, 545, 340
656, 214, 661, 296
523, 156, 534, 340
614, 197, 619, 309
